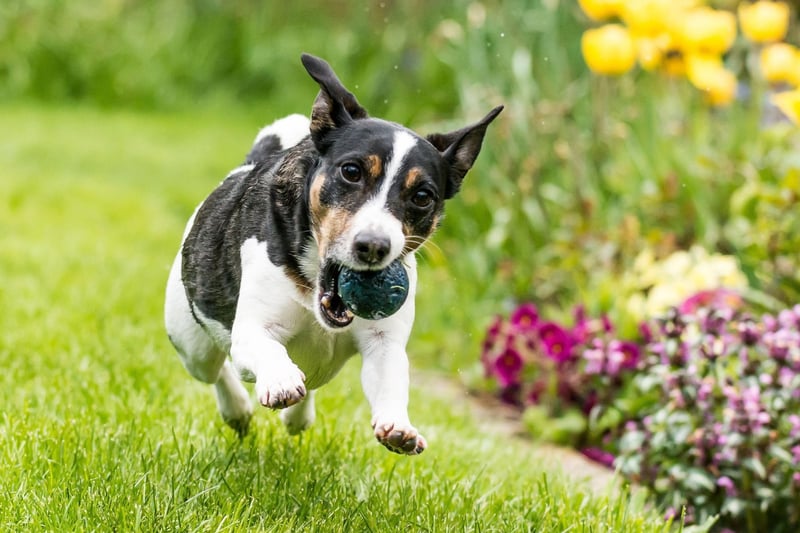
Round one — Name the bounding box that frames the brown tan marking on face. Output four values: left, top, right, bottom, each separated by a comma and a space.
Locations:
309, 172, 327, 224
315, 206, 353, 259
365, 154, 383, 180
404, 167, 423, 190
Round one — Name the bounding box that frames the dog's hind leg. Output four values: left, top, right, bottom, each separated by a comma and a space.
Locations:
165, 251, 253, 435
280, 390, 316, 435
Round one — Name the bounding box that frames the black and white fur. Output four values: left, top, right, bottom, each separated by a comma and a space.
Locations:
165, 54, 502, 455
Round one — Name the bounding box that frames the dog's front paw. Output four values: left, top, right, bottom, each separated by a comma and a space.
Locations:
372, 419, 427, 455
256, 363, 306, 409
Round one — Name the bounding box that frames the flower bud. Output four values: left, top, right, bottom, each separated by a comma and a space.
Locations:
581, 24, 637, 76
738, 1, 791, 43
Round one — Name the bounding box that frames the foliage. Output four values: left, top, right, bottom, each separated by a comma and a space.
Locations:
617, 303, 800, 532
481, 288, 800, 531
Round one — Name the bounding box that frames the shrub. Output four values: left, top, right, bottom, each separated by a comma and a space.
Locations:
482, 293, 800, 531
617, 302, 800, 531
480, 302, 641, 449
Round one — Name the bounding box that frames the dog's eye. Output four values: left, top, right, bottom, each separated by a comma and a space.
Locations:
340, 163, 362, 183
411, 189, 434, 208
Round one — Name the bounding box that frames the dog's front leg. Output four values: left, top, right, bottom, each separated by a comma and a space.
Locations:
357, 314, 426, 455
231, 320, 306, 409
230, 239, 307, 409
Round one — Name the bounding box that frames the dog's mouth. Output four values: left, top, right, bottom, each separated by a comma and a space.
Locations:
318, 262, 354, 328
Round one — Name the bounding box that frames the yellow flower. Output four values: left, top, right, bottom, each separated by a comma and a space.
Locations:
686, 54, 737, 106
578, 0, 624, 21
662, 50, 687, 77
773, 90, 800, 124
636, 37, 665, 70
760, 43, 800, 85
678, 7, 737, 54
738, 1, 791, 43
621, 0, 671, 36
581, 24, 637, 75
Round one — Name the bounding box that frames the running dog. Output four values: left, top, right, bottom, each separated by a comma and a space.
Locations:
164, 54, 502, 455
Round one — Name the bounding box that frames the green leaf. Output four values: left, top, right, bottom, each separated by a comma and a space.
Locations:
721, 498, 748, 517
743, 457, 767, 480
683, 468, 716, 493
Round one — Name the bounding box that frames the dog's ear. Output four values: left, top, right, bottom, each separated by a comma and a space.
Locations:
301, 54, 368, 150
426, 105, 503, 199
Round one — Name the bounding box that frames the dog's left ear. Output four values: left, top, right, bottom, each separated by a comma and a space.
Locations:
301, 53, 368, 151
426, 105, 504, 199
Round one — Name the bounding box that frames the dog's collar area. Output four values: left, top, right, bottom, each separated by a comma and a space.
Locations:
318, 262, 354, 328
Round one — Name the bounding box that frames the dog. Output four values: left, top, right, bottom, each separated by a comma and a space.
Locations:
164, 53, 502, 455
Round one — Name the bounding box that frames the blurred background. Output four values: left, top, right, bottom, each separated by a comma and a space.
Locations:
1, 0, 799, 370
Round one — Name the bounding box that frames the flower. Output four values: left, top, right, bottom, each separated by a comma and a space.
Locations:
538, 321, 574, 363
581, 447, 616, 467
614, 340, 641, 370
621, 0, 671, 36
493, 346, 523, 386
679, 289, 743, 314
678, 8, 737, 55
578, 0, 624, 21
738, 1, 791, 44
581, 24, 637, 76
760, 43, 800, 85
773, 89, 800, 125
510, 303, 539, 330
685, 54, 737, 107
717, 475, 737, 496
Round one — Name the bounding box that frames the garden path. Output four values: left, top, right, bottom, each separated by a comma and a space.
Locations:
415, 371, 619, 494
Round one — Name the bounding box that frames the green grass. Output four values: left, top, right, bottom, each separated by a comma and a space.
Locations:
0, 104, 672, 531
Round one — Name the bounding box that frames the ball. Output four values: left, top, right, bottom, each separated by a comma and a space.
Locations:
337, 259, 410, 320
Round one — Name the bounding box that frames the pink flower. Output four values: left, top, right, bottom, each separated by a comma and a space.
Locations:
580, 447, 616, 468
493, 346, 523, 387
717, 475, 737, 496
537, 321, 574, 363
678, 288, 742, 314
616, 340, 641, 370
510, 303, 539, 331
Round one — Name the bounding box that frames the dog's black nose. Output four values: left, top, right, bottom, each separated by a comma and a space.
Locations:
353, 232, 391, 265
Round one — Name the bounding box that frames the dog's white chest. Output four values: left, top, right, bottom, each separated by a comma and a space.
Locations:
285, 318, 357, 390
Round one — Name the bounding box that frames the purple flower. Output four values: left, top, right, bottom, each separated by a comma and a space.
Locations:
792, 445, 800, 465
537, 321, 574, 363
580, 447, 616, 468
510, 303, 539, 331
778, 308, 798, 329
717, 475, 737, 496
493, 346, 523, 387
789, 414, 800, 438
583, 347, 605, 375
737, 318, 760, 345
616, 340, 641, 370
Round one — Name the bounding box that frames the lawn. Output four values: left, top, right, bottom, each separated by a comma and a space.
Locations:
0, 104, 671, 531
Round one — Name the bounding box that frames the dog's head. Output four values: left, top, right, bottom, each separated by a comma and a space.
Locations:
299, 54, 502, 330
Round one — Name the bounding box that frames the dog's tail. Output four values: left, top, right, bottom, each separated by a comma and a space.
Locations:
245, 114, 311, 163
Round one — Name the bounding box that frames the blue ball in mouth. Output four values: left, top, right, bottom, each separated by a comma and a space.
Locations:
337, 259, 410, 320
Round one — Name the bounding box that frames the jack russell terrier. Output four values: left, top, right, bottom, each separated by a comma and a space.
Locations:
165, 53, 502, 455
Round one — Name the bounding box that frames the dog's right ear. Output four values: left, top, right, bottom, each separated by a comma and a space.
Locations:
301, 54, 368, 151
